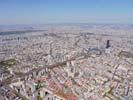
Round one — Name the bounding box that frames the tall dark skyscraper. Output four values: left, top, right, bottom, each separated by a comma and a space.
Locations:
106, 40, 110, 49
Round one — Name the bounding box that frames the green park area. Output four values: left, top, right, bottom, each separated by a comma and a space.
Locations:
0, 59, 17, 68
118, 51, 133, 59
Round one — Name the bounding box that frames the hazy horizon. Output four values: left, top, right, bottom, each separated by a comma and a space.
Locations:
0, 0, 133, 24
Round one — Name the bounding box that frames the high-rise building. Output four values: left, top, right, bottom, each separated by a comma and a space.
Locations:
106, 40, 110, 49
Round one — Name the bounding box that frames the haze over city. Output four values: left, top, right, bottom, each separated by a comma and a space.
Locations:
0, 0, 133, 100
0, 0, 133, 24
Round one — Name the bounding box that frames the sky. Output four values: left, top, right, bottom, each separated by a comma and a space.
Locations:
0, 0, 133, 24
